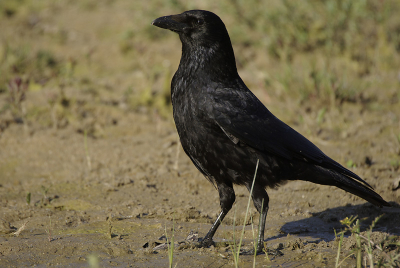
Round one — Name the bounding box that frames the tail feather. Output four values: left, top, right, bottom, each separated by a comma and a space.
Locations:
335, 174, 390, 207
306, 166, 390, 207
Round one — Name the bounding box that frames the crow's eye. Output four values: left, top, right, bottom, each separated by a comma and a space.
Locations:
197, 19, 204, 25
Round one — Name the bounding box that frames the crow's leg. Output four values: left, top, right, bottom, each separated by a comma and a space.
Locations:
198, 180, 235, 247
245, 184, 269, 254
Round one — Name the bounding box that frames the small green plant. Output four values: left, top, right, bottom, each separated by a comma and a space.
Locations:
335, 215, 400, 268
335, 216, 364, 268
335, 227, 345, 268
41, 185, 49, 198
40, 185, 50, 206
26, 192, 31, 205
346, 160, 356, 168
165, 216, 175, 268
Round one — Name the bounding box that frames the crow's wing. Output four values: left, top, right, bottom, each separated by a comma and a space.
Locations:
206, 87, 373, 189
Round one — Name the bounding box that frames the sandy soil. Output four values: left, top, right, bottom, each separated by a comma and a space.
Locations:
1, 104, 399, 267
1, 1, 400, 267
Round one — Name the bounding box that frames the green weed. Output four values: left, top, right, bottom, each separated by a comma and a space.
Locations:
346, 160, 356, 168
335, 215, 400, 268
26, 192, 31, 205
165, 216, 176, 268
230, 159, 259, 267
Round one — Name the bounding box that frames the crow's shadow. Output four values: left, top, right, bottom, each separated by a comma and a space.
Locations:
279, 202, 400, 242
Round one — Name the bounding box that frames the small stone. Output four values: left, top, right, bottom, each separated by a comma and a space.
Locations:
392, 177, 400, 191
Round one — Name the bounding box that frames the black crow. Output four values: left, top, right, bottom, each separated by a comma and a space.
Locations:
152, 10, 390, 253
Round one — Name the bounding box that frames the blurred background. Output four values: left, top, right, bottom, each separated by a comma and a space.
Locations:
1, 0, 400, 266
1, 0, 399, 136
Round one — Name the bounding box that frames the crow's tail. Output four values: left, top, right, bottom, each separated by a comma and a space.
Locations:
305, 166, 390, 207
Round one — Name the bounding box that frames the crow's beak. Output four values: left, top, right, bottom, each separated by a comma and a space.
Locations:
152, 14, 187, 33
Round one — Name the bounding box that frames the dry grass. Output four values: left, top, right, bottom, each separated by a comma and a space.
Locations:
1, 0, 399, 135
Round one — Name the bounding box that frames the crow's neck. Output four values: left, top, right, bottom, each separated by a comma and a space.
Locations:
177, 41, 239, 83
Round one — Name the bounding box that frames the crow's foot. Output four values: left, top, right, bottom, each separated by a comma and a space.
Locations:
194, 237, 214, 248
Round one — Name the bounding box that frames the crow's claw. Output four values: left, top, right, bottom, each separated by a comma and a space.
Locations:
194, 238, 214, 248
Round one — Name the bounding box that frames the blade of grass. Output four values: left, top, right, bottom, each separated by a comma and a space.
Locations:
165, 214, 175, 268
235, 159, 260, 261
84, 129, 92, 171
355, 219, 362, 268
231, 204, 239, 267
252, 198, 264, 267
230, 159, 259, 267
335, 229, 345, 268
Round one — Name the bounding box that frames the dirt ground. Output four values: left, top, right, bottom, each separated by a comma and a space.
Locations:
1, 1, 400, 267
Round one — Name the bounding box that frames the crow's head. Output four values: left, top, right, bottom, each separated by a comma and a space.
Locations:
152, 10, 230, 48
